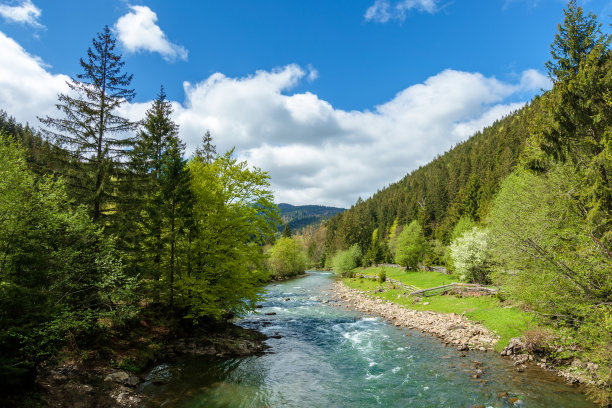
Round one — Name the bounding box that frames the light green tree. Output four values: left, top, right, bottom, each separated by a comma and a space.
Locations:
395, 220, 428, 270
268, 237, 307, 278
178, 151, 279, 321
488, 166, 611, 404
332, 244, 362, 276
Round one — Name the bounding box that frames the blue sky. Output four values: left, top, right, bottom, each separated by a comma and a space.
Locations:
0, 0, 610, 207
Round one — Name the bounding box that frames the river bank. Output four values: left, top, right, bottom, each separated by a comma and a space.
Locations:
332, 280, 499, 351
333, 277, 602, 403
33, 322, 269, 408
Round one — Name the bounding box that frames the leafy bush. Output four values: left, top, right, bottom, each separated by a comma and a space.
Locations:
377, 269, 386, 283
0, 137, 138, 389
332, 244, 362, 275
267, 237, 307, 278
395, 220, 428, 269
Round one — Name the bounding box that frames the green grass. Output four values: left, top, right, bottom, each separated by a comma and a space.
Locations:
343, 276, 535, 351
357, 266, 460, 289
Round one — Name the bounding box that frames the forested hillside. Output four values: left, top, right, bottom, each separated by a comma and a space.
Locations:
321, 2, 611, 404
278, 203, 345, 232
323, 101, 533, 255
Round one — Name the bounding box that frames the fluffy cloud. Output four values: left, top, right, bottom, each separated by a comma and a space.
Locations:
0, 30, 550, 207
0, 31, 68, 125
365, 0, 439, 22
114, 5, 187, 62
157, 66, 547, 207
0, 0, 43, 27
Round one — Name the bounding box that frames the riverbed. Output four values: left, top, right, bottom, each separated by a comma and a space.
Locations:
140, 271, 595, 407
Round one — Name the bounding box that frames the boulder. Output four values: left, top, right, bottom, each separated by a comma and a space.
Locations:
104, 370, 139, 387
501, 337, 525, 356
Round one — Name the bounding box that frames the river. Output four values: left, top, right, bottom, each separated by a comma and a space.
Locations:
140, 271, 595, 407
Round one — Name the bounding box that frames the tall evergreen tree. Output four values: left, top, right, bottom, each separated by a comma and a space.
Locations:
546, 0, 608, 82
125, 87, 179, 279
194, 130, 217, 164
534, 1, 612, 250
159, 135, 191, 308
40, 26, 136, 221
282, 222, 292, 237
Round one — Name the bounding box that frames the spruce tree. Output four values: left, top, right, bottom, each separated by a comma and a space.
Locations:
194, 130, 217, 164
160, 136, 191, 308
546, 0, 607, 82
121, 86, 179, 278
282, 222, 292, 237
40, 26, 136, 221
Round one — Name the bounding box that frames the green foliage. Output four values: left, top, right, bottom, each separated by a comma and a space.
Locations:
377, 268, 386, 283
281, 222, 292, 238
395, 221, 428, 269
533, 0, 611, 252
267, 237, 307, 278
364, 228, 390, 266
332, 244, 362, 275
489, 166, 611, 316
489, 166, 611, 402
178, 151, 279, 321
0, 136, 138, 389
194, 130, 217, 164
546, 0, 608, 82
449, 226, 492, 283
39, 26, 136, 222
451, 215, 476, 241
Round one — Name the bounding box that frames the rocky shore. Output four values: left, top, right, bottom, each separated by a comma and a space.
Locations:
333, 280, 599, 393
36, 323, 268, 408
332, 280, 499, 351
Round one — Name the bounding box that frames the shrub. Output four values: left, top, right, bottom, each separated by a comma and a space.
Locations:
395, 220, 428, 269
332, 244, 362, 276
267, 237, 307, 278
377, 269, 386, 283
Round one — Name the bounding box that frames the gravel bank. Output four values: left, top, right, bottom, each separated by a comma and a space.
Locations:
332, 280, 499, 351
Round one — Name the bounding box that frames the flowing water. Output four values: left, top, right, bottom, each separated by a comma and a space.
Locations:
141, 272, 595, 407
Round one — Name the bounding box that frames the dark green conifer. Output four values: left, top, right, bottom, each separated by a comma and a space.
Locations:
40, 26, 136, 221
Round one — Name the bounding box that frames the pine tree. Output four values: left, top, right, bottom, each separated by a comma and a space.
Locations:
194, 130, 217, 164
282, 222, 292, 237
40, 26, 136, 221
534, 1, 612, 250
121, 86, 179, 278
546, 0, 607, 82
160, 135, 191, 308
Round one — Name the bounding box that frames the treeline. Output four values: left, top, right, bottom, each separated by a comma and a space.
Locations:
321, 95, 531, 264
322, 1, 612, 403
0, 26, 279, 392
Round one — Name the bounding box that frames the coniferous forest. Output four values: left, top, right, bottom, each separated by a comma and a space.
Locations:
318, 2, 612, 403
0, 0, 611, 406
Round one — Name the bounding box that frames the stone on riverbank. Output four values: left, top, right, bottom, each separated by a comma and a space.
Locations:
332, 281, 499, 351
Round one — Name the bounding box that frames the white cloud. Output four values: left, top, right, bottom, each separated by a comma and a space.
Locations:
519, 68, 551, 91
0, 0, 43, 28
114, 5, 188, 62
365, 0, 438, 23
0, 30, 552, 208
0, 30, 68, 125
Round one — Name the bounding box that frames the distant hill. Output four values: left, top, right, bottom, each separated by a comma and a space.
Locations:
278, 203, 345, 233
